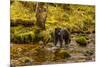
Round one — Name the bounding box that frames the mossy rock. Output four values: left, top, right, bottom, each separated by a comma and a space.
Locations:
59, 50, 71, 59
75, 36, 87, 47
54, 48, 71, 60
16, 57, 33, 66
11, 19, 34, 27
83, 50, 94, 56
12, 31, 36, 44
33, 47, 48, 64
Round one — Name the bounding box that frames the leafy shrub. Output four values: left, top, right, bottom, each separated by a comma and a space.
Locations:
38, 30, 52, 45
75, 36, 87, 46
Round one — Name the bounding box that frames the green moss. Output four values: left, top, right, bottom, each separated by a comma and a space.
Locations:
54, 48, 71, 60
11, 27, 36, 44
75, 36, 87, 46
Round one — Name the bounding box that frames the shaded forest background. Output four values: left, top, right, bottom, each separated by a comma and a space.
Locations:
10, 1, 95, 66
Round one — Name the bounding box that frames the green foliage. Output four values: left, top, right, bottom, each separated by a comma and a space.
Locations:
13, 31, 35, 44
11, 1, 36, 21
11, 25, 55, 44
11, 26, 36, 44
75, 35, 87, 46
11, 1, 95, 33
39, 30, 52, 43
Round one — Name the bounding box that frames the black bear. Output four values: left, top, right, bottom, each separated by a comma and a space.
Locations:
54, 27, 71, 47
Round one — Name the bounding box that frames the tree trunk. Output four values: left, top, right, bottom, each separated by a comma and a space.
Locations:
36, 2, 48, 30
